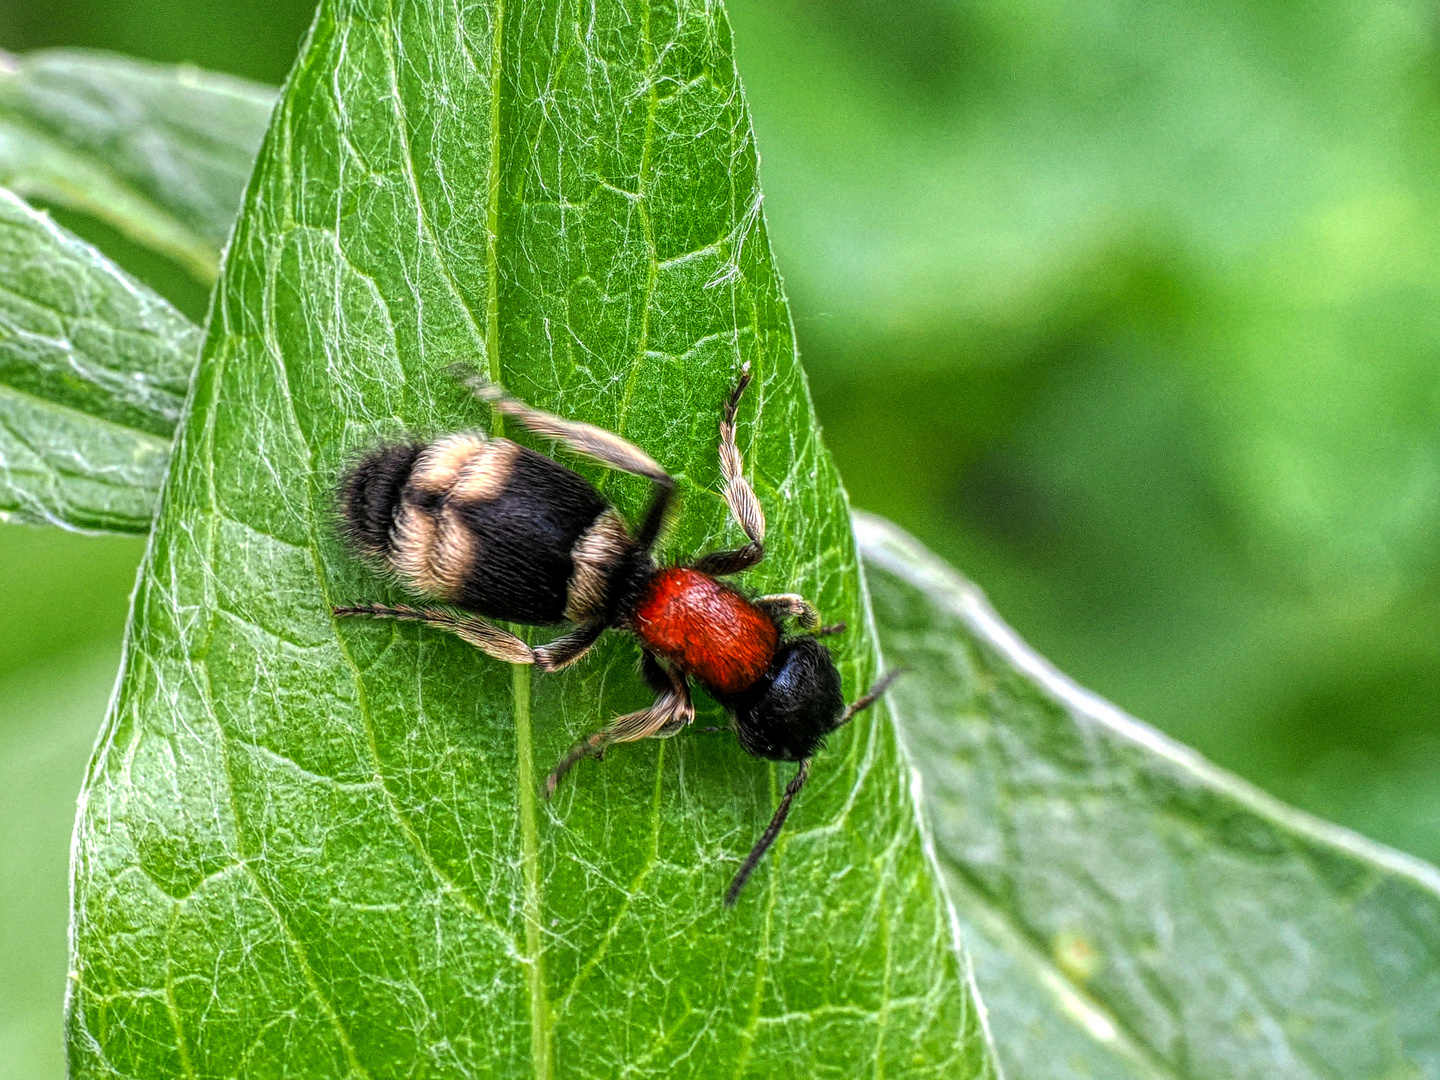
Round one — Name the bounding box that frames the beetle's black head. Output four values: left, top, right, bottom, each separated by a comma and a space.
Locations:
732, 636, 846, 762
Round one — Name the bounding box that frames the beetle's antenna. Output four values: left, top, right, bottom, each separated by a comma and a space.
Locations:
725, 758, 811, 907
724, 671, 903, 906
835, 669, 903, 728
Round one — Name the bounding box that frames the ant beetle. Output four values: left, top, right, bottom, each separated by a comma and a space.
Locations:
334, 364, 895, 905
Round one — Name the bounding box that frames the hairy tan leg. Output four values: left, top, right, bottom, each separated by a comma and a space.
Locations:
544, 669, 694, 796
456, 367, 676, 551
694, 363, 768, 576
456, 368, 671, 484
332, 603, 536, 665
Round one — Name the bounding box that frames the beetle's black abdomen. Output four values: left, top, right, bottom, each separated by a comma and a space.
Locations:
448, 447, 608, 622
339, 434, 612, 625
731, 636, 845, 762
340, 443, 424, 555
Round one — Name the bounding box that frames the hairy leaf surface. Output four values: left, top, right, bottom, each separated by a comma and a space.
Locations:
0, 49, 276, 281
859, 511, 1440, 1080
67, 4, 994, 1077
0, 186, 195, 531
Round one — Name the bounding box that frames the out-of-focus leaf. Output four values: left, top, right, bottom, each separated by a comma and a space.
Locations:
858, 510, 1440, 1080
724, 0, 1440, 591
0, 526, 145, 672
66, 3, 997, 1077
0, 186, 195, 532
0, 647, 121, 1080
0, 48, 276, 282
724, 0, 1440, 868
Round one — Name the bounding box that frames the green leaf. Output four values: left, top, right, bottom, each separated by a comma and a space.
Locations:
857, 511, 1440, 1080
0, 186, 196, 532
0, 49, 276, 282
0, 51, 277, 533
67, 4, 997, 1077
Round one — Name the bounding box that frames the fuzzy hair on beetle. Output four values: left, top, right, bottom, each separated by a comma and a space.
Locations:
333, 363, 896, 905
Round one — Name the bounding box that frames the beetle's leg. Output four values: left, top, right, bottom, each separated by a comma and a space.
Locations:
333, 603, 542, 665
459, 371, 671, 483
533, 620, 607, 670
457, 368, 677, 555
642, 653, 695, 738
638, 649, 674, 694
755, 592, 846, 640
693, 363, 765, 576
690, 543, 762, 577
718, 362, 766, 548
754, 593, 822, 632
336, 603, 605, 672
544, 657, 693, 796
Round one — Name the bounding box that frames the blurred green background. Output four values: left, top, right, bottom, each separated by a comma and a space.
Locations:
3, 0, 1440, 1074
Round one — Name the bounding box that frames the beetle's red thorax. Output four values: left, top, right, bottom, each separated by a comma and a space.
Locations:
630, 568, 778, 697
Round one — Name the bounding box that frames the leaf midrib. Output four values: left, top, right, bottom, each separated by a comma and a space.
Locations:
472, 4, 553, 1079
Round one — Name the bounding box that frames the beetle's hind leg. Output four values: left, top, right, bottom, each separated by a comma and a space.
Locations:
693, 362, 766, 576
334, 603, 534, 664
533, 620, 606, 670
456, 367, 677, 555
333, 603, 600, 673
544, 654, 694, 796
463, 375, 671, 485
